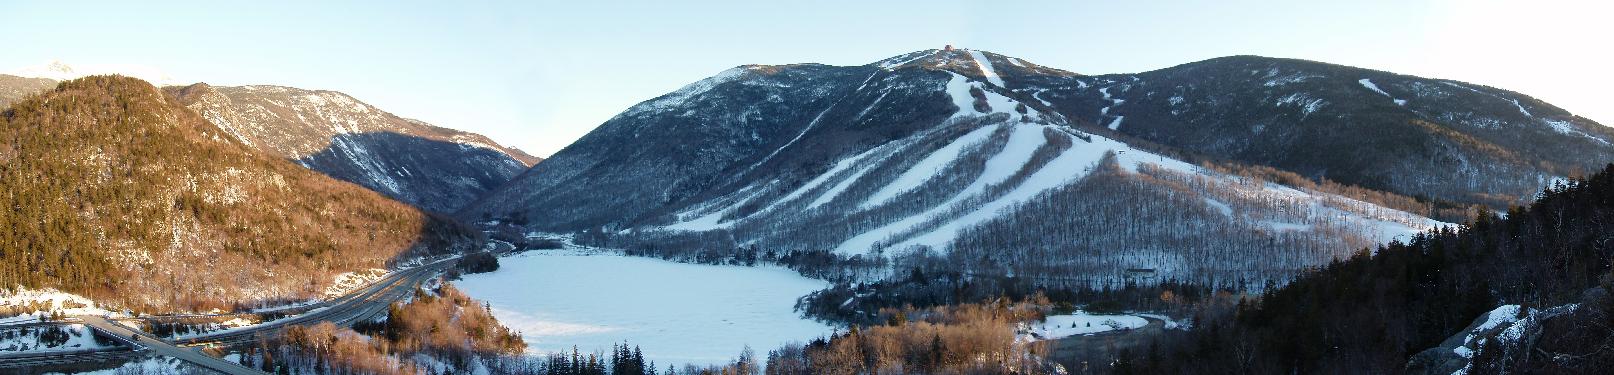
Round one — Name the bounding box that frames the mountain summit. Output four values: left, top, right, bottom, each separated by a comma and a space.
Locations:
461, 49, 1559, 286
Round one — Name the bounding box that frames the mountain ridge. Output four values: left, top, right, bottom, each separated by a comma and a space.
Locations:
0, 75, 478, 312
464, 48, 1481, 287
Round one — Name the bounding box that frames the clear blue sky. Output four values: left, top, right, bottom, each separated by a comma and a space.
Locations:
5, 0, 1608, 157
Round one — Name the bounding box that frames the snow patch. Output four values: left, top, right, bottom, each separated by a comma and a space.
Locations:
1107, 116, 1125, 130
1358, 79, 1406, 106
324, 268, 389, 298
0, 288, 116, 319
1021, 312, 1149, 340
966, 50, 1006, 87
621, 67, 749, 117
860, 125, 998, 210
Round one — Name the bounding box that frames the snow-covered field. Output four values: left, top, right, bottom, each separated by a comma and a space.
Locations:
0, 324, 113, 354
0, 288, 116, 323
1021, 312, 1150, 340
455, 250, 835, 367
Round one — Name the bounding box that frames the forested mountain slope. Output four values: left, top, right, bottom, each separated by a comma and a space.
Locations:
1133, 163, 1614, 374
466, 49, 1452, 287
0, 74, 54, 108
166, 83, 540, 213
1025, 55, 1613, 209
1, 71, 539, 214
0, 76, 478, 313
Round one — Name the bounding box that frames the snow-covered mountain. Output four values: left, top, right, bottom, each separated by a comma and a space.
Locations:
1, 68, 539, 214
464, 48, 1474, 286
7, 60, 180, 86
1020, 55, 1614, 209
164, 83, 540, 213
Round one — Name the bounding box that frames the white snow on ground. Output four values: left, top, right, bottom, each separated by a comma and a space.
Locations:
1453, 305, 1526, 359
1021, 312, 1149, 340
943, 73, 980, 115
1543, 119, 1613, 146
736, 72, 882, 178
1099, 86, 1126, 126
880, 131, 1117, 253
836, 123, 1047, 254
68, 356, 188, 374
621, 67, 748, 117
1510, 99, 1533, 117
1277, 93, 1329, 116
324, 268, 388, 298
170, 316, 261, 340
809, 162, 880, 210
456, 251, 834, 368
877, 52, 930, 70
1358, 79, 1407, 106
841, 127, 1217, 255
1546, 119, 1578, 134
944, 72, 1038, 120
966, 50, 1006, 87
762, 142, 892, 214
0, 324, 113, 354
0, 288, 116, 319
1203, 198, 1234, 218
661, 183, 773, 232
860, 125, 998, 210
1134, 313, 1188, 330
1107, 116, 1125, 130
807, 138, 920, 210
1007, 57, 1027, 67
1031, 89, 1055, 107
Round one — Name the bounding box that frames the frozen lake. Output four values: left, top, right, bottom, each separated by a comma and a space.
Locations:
454, 250, 836, 367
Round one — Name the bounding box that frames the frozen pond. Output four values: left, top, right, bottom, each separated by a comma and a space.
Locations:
455, 250, 835, 367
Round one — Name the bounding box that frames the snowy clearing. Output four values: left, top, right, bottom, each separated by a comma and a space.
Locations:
0, 288, 116, 320
324, 268, 388, 298
1021, 312, 1150, 340
455, 251, 835, 367
0, 324, 114, 354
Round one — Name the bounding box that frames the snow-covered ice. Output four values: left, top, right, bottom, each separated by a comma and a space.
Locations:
455, 251, 835, 367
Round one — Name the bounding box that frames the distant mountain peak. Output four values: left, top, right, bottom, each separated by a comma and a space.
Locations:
871, 48, 1079, 85
7, 60, 180, 86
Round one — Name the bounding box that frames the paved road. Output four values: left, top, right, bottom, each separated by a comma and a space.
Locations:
0, 256, 459, 372
81, 315, 265, 375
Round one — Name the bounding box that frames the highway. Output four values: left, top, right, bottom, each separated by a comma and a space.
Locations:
0, 256, 459, 373
80, 315, 264, 375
